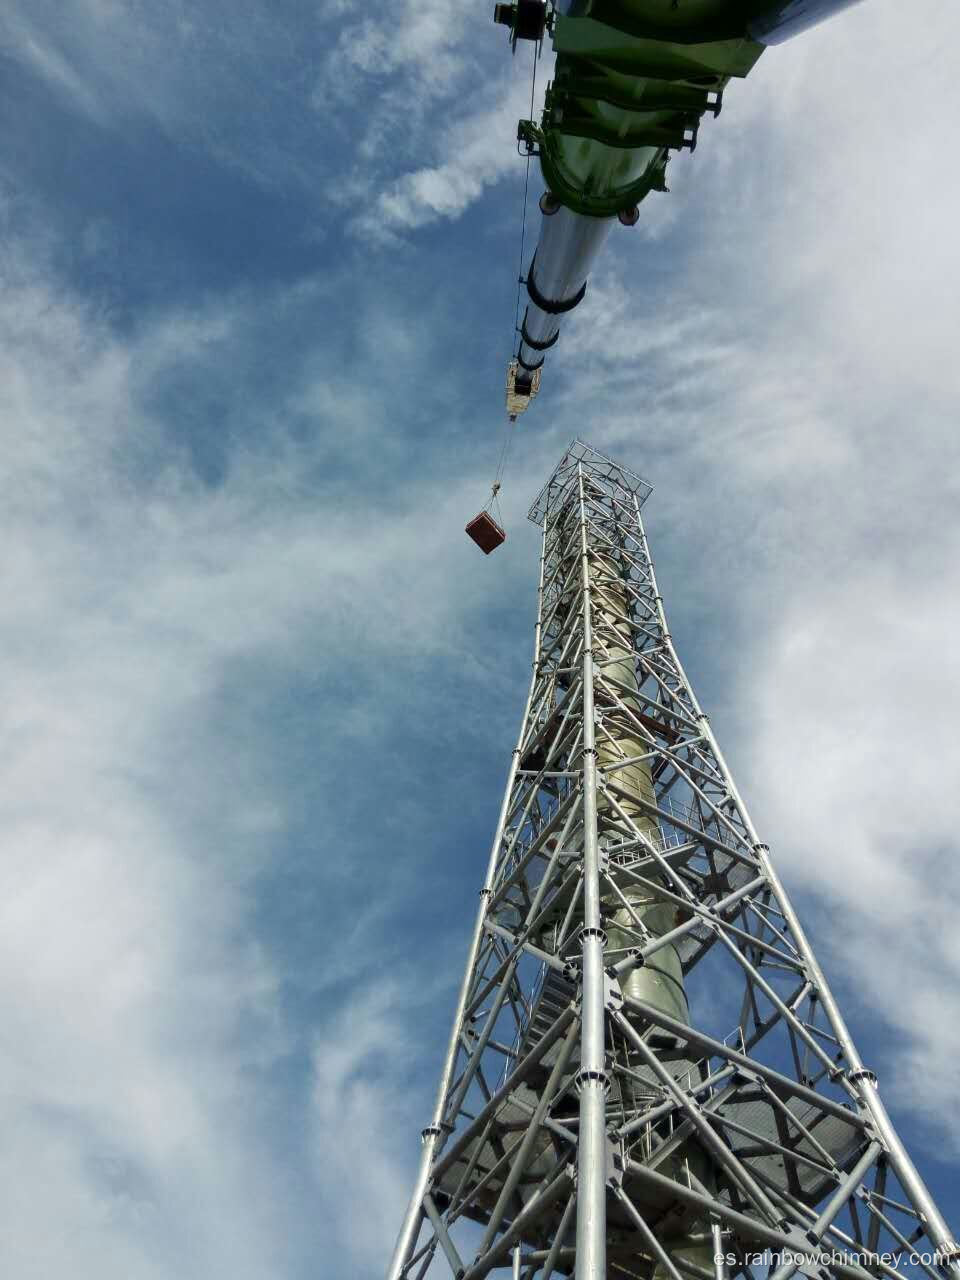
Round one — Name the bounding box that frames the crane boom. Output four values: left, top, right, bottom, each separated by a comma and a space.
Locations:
498, 0, 866, 416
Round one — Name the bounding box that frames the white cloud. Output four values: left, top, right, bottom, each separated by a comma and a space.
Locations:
312, 0, 494, 170
361, 73, 538, 236
1, 11, 106, 120
1, 2, 328, 190
0, 264, 302, 1278
319, 0, 472, 99
0, 232, 537, 1275
1, 0, 537, 234
746, 549, 960, 1145
310, 977, 439, 1273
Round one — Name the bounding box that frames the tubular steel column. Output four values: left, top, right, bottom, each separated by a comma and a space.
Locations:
386, 441, 958, 1280
575, 464, 608, 1280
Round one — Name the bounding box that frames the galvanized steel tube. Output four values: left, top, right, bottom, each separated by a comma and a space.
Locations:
749, 0, 865, 44
517, 204, 615, 380
575, 465, 608, 1280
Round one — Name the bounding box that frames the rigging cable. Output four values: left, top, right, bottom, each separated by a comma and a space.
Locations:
487, 416, 516, 527
474, 35, 540, 538
487, 39, 538, 519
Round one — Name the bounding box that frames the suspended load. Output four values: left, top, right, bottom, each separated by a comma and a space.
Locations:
465, 510, 507, 554
467, 460, 511, 555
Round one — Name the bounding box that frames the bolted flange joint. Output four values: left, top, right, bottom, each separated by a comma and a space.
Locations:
580, 925, 608, 945
848, 1067, 879, 1087
574, 1068, 610, 1095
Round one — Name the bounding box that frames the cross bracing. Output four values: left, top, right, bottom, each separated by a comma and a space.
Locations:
387, 441, 958, 1280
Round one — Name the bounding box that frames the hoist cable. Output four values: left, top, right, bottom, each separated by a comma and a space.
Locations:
486, 416, 516, 522
494, 417, 516, 490
481, 36, 540, 527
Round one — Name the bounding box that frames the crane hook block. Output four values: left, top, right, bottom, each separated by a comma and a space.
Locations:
506, 359, 540, 419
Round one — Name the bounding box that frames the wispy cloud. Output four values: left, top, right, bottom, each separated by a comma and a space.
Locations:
0, 222, 538, 1274
311, 975, 445, 1272
1, 11, 106, 120
358, 73, 538, 237
2, 2, 329, 191
0, 260, 303, 1277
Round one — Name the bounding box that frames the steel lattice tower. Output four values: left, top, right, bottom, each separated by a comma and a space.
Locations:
387, 441, 958, 1280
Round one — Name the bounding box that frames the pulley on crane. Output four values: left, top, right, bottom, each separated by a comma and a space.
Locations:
506, 358, 540, 421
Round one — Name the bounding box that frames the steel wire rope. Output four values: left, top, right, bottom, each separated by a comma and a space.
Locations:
483, 39, 540, 525
486, 417, 515, 527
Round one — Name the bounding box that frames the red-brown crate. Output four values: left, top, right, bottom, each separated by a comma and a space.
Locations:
465, 511, 506, 554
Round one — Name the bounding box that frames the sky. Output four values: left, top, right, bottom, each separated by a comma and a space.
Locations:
1, 1, 959, 1276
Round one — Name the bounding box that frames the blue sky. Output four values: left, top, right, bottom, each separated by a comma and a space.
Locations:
1, 2, 959, 1276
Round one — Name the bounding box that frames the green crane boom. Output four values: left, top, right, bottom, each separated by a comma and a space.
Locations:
497, 0, 865, 416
